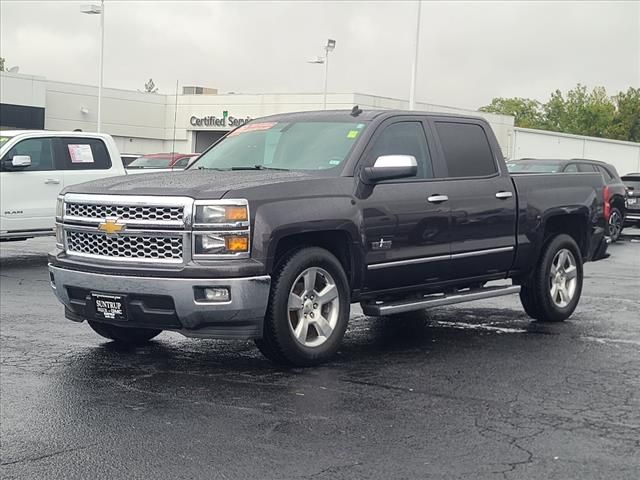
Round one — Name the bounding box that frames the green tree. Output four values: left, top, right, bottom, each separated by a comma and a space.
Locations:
480, 84, 639, 142
479, 97, 544, 129
607, 87, 640, 142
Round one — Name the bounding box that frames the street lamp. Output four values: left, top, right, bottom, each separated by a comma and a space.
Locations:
409, 0, 422, 110
81, 1, 104, 132
307, 39, 336, 110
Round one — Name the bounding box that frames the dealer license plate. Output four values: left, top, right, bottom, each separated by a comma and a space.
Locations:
91, 293, 127, 321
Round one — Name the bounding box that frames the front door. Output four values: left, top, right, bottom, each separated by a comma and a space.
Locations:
359, 119, 451, 291
0, 137, 62, 234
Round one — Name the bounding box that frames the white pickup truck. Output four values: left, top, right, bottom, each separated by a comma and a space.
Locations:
0, 130, 127, 241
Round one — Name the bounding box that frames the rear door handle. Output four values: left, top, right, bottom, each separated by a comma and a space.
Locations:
45, 178, 61, 185
495, 191, 513, 199
427, 194, 449, 203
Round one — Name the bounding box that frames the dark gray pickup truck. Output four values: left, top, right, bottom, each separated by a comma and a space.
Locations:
49, 110, 608, 366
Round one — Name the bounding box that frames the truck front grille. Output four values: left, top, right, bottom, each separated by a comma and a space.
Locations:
66, 230, 183, 262
65, 203, 184, 222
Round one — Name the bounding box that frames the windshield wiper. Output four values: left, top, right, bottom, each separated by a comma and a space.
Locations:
196, 166, 230, 171
230, 165, 290, 171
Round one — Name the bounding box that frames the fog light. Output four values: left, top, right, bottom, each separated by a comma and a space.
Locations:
195, 286, 230, 303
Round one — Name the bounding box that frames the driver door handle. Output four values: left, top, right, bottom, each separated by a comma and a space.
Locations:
495, 191, 513, 199
44, 178, 61, 185
427, 194, 449, 203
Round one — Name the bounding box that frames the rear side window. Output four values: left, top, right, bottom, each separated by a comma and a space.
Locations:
564, 163, 578, 172
596, 165, 613, 182
578, 163, 597, 172
435, 122, 497, 178
59, 138, 112, 170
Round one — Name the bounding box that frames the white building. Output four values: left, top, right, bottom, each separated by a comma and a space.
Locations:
0, 72, 513, 154
1, 71, 639, 174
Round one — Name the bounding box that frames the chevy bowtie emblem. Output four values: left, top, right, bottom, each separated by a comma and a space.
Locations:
98, 218, 126, 235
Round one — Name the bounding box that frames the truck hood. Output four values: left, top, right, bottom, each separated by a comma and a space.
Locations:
63, 169, 313, 199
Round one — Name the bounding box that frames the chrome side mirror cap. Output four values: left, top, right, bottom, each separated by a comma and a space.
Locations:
11, 155, 32, 168
361, 155, 418, 183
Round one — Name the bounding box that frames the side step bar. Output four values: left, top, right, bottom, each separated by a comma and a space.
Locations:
361, 285, 521, 316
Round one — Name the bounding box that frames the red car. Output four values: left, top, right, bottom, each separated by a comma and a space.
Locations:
126, 152, 199, 171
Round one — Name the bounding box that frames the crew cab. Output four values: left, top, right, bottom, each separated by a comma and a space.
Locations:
0, 130, 126, 241
49, 110, 608, 366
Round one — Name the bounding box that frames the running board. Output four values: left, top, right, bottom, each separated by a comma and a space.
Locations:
361, 285, 521, 316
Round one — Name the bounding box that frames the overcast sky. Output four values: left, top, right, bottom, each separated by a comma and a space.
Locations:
1, 1, 638, 109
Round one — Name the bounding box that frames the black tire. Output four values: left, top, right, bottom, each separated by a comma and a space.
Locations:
519, 234, 583, 322
255, 247, 350, 367
608, 207, 623, 242
88, 321, 161, 345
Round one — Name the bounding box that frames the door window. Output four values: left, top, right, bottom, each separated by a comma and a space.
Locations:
368, 122, 433, 179
596, 165, 613, 182
59, 138, 112, 170
435, 122, 498, 178
564, 163, 579, 172
578, 163, 597, 172
2, 138, 55, 171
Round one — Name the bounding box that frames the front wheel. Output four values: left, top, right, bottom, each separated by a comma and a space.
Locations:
88, 321, 161, 345
608, 207, 623, 242
255, 247, 350, 366
519, 234, 583, 322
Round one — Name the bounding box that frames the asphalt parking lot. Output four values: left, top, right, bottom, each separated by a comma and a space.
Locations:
1, 232, 639, 480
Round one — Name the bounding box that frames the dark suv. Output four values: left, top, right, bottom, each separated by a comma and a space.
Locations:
507, 158, 627, 241
622, 173, 640, 228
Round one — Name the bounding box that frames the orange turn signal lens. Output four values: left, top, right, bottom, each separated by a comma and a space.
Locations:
224, 206, 248, 222
224, 235, 249, 252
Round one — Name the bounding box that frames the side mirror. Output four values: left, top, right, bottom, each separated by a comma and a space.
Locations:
11, 155, 32, 168
361, 155, 418, 183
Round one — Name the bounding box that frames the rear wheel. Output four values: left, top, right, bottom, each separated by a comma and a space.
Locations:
519, 234, 583, 322
88, 321, 161, 345
255, 247, 350, 366
608, 207, 623, 242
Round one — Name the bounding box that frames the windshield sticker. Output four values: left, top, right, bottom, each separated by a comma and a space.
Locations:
329, 159, 341, 165
68, 144, 95, 163
347, 130, 359, 139
356, 123, 365, 129
228, 122, 277, 137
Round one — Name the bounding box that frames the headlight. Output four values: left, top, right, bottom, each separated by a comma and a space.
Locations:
195, 203, 248, 225
193, 233, 249, 256
56, 196, 64, 219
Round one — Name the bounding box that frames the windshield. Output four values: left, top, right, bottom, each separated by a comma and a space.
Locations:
127, 156, 172, 169
191, 120, 367, 172
507, 162, 561, 173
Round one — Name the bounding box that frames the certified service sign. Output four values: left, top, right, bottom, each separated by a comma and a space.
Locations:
190, 111, 252, 128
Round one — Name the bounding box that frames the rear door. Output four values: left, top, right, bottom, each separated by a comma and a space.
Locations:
57, 137, 117, 189
430, 118, 517, 280
360, 117, 451, 291
0, 136, 61, 234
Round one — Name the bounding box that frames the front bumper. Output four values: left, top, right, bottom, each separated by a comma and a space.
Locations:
49, 265, 270, 339
624, 212, 640, 225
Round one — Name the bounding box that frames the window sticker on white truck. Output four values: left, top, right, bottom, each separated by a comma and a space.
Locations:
68, 144, 95, 163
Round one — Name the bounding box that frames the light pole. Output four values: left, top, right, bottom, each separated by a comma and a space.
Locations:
307, 39, 336, 110
409, 0, 422, 110
81, 1, 105, 132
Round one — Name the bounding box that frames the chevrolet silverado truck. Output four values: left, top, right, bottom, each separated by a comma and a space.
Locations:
49, 110, 608, 366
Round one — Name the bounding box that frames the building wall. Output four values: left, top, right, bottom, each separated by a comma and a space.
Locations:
511, 128, 640, 175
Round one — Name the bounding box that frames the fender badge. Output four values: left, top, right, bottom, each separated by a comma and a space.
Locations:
371, 238, 392, 250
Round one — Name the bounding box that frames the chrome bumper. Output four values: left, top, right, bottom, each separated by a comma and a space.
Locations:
625, 213, 640, 221
49, 265, 270, 339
